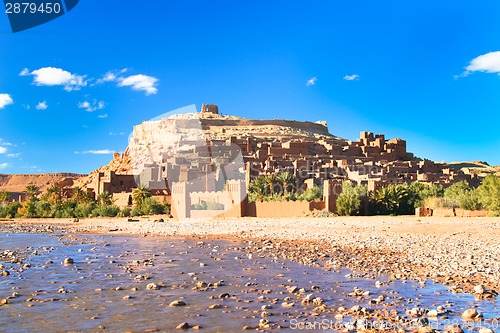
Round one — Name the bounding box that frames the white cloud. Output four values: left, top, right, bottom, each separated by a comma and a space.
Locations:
19, 68, 30, 76
28, 67, 87, 91
343, 74, 360, 81
97, 69, 158, 95
7, 153, 21, 158
0, 139, 13, 147
97, 114, 108, 119
118, 74, 158, 95
78, 99, 105, 112
36, 101, 48, 110
97, 71, 117, 84
0, 147, 6, 154
76, 149, 114, 155
0, 163, 8, 170
458, 51, 500, 78
23, 104, 31, 110
306, 77, 317, 87
78, 101, 90, 110
108, 132, 124, 136
0, 94, 14, 109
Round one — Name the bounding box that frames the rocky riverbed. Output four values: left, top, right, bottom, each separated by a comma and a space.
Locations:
0, 216, 499, 332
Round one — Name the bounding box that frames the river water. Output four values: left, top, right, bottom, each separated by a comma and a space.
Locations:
0, 233, 498, 332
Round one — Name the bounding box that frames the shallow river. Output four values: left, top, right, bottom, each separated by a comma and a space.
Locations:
0, 233, 498, 332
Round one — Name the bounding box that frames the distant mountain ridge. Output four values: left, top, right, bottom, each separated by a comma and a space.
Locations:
0, 173, 85, 193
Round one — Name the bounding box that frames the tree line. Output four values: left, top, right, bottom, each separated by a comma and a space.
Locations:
0, 184, 170, 218
247, 171, 500, 216
335, 175, 500, 216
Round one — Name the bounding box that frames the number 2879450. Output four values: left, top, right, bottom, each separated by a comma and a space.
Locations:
5, 2, 62, 14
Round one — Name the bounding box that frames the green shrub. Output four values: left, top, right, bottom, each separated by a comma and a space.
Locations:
118, 207, 131, 217
139, 197, 166, 215
23, 200, 38, 218
91, 204, 120, 217
0, 202, 21, 218
131, 207, 141, 217
35, 201, 53, 218
53, 208, 75, 218
74, 202, 96, 218
443, 180, 482, 210
297, 186, 323, 202
336, 181, 367, 216
191, 200, 225, 211
478, 175, 500, 214
192, 201, 207, 210
206, 200, 224, 210
369, 183, 416, 215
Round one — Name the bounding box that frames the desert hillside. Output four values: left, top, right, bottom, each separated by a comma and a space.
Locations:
0, 173, 84, 193
449, 161, 500, 177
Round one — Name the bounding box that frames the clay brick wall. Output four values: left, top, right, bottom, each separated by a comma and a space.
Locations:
245, 200, 323, 218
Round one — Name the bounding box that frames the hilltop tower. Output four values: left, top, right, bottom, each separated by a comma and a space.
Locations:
201, 104, 219, 114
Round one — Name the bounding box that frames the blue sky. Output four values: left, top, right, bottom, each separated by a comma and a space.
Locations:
1, 0, 500, 174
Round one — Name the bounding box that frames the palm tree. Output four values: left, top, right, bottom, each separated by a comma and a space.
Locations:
96, 192, 114, 206
43, 185, 62, 204
277, 171, 295, 193
372, 184, 411, 215
265, 173, 279, 195
248, 176, 269, 202
0, 191, 10, 205
25, 185, 40, 201
132, 185, 151, 208
72, 187, 90, 203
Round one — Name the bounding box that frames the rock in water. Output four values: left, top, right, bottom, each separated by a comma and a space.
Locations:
427, 309, 438, 318
176, 322, 190, 329
146, 283, 159, 290
169, 300, 186, 307
445, 324, 464, 333
478, 328, 494, 333
461, 309, 482, 320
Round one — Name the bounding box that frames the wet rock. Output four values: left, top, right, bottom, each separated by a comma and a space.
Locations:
418, 327, 436, 333
445, 324, 464, 333
474, 285, 486, 294
176, 322, 190, 329
169, 300, 186, 307
427, 309, 438, 318
196, 281, 207, 288
218, 293, 230, 299
64, 258, 74, 265
409, 307, 425, 318
462, 308, 482, 320
146, 283, 159, 290
259, 319, 270, 328
478, 328, 494, 333
261, 311, 272, 317
209, 304, 221, 309
312, 297, 324, 306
